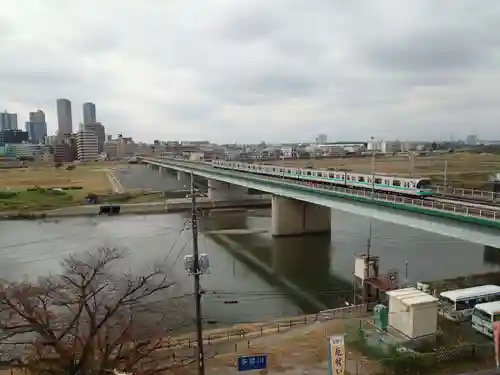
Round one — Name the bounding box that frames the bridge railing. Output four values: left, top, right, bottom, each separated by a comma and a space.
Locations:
433, 185, 496, 200
295, 180, 500, 221
144, 158, 500, 222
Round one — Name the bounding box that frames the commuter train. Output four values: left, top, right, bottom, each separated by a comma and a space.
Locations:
210, 160, 433, 197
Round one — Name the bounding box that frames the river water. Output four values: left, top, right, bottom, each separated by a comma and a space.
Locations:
0, 206, 498, 327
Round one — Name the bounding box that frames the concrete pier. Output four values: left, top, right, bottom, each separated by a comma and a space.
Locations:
177, 171, 190, 185
271, 196, 331, 237
208, 179, 248, 200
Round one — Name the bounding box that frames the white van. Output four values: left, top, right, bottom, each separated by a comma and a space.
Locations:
471, 301, 500, 338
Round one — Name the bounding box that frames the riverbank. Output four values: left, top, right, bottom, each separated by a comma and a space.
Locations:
0, 196, 272, 220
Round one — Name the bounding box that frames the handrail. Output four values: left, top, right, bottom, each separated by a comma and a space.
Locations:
143, 157, 500, 222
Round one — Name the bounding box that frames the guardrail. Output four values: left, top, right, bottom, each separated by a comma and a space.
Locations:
144, 158, 500, 222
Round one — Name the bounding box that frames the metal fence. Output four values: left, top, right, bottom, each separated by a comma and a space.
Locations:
161, 302, 373, 350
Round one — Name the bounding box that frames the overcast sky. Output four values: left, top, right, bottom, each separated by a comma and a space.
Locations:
1, 0, 499, 143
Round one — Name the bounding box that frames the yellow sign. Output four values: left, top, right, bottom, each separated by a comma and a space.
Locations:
329, 335, 345, 375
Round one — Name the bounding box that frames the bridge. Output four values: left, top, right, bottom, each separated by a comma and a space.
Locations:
140, 157, 500, 247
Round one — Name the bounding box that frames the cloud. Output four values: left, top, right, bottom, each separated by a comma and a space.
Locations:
1, 0, 500, 142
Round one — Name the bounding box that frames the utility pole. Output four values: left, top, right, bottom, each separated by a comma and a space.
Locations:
443, 159, 448, 192
189, 172, 205, 375
370, 136, 375, 199
409, 152, 415, 177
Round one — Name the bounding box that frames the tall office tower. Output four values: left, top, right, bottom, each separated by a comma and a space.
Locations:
25, 110, 48, 143
83, 102, 96, 125
0, 111, 18, 131
56, 98, 73, 138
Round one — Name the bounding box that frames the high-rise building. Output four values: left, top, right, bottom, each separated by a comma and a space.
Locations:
84, 122, 105, 153
56, 99, 73, 138
25, 110, 47, 144
29, 110, 45, 123
0, 111, 18, 131
82, 102, 96, 125
76, 128, 99, 161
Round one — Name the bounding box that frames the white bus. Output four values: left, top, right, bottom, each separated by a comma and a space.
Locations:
471, 301, 500, 338
438, 285, 500, 322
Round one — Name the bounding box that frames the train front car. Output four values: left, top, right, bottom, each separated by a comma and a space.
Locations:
415, 178, 433, 196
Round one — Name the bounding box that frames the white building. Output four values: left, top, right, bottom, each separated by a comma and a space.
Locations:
280, 146, 297, 159
367, 139, 401, 154
77, 129, 99, 162
466, 134, 478, 145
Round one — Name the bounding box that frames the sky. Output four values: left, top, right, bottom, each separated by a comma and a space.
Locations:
1, 0, 500, 143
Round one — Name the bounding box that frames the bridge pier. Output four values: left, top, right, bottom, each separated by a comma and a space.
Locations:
208, 179, 248, 200
271, 196, 331, 237
177, 171, 190, 186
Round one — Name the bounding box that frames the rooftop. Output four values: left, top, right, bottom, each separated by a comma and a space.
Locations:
387, 287, 438, 306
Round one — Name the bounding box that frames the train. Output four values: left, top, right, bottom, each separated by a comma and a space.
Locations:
210, 160, 433, 197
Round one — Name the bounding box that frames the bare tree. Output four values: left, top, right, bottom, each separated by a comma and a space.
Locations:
0, 247, 188, 375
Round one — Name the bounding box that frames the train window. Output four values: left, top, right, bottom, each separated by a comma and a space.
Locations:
393, 180, 401, 187
329, 173, 335, 178
375, 178, 382, 184
416, 179, 432, 189
280, 168, 284, 173
385, 180, 389, 185
358, 176, 365, 182
306, 171, 312, 176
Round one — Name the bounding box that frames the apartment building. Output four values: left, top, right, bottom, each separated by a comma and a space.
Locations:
76, 129, 99, 162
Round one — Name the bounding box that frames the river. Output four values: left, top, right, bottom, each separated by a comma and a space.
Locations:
0, 206, 498, 328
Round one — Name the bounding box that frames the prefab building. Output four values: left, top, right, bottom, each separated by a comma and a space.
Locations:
387, 287, 439, 339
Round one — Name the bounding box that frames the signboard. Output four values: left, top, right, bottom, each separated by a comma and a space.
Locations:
494, 321, 500, 367
328, 335, 346, 375
237, 354, 268, 372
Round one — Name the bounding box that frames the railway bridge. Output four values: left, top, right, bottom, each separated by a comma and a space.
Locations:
140, 157, 500, 248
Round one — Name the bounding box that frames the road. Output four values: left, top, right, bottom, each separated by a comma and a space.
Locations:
112, 165, 187, 191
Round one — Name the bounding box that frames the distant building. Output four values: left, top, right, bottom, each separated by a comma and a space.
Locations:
466, 134, 478, 145
25, 110, 47, 144
84, 122, 105, 153
316, 134, 327, 144
1, 143, 52, 161
83, 102, 96, 125
0, 129, 29, 144
280, 146, 297, 159
0, 111, 18, 131
77, 129, 99, 162
57, 98, 73, 138
104, 134, 135, 159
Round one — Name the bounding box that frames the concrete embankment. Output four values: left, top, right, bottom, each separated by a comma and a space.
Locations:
11, 196, 271, 219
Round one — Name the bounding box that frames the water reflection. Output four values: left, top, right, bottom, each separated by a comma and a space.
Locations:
483, 245, 500, 267
203, 211, 352, 313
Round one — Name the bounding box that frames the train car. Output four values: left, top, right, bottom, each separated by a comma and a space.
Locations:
211, 160, 432, 197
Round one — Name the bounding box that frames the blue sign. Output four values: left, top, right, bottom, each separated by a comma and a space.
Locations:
237, 354, 268, 372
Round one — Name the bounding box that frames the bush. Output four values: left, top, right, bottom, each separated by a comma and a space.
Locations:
54, 162, 63, 168
0, 191, 18, 199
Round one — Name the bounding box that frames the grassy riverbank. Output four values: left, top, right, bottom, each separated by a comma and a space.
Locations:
0, 189, 166, 214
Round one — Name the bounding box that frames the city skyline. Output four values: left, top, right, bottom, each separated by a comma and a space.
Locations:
1, 1, 500, 143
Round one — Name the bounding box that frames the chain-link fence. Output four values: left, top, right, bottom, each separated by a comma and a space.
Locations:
344, 318, 495, 374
